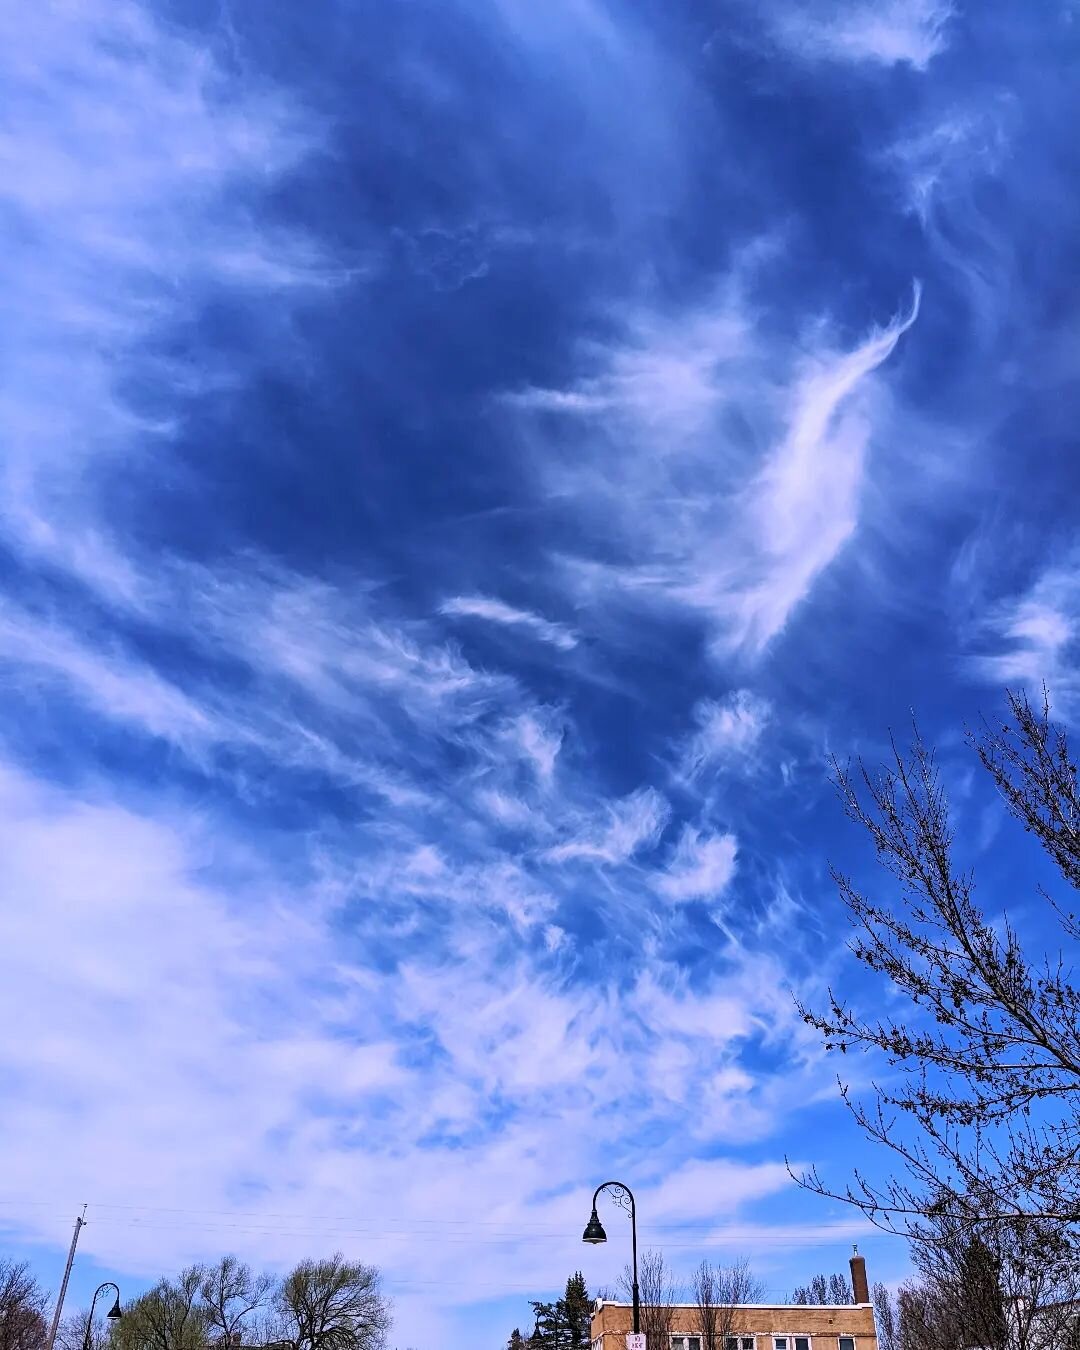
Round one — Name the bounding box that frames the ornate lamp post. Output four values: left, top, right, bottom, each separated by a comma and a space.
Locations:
83, 1283, 122, 1350
582, 1180, 639, 1336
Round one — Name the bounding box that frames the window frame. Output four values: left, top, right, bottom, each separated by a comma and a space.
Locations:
723, 1339, 756, 1350
837, 1338, 857, 1350
669, 1337, 702, 1350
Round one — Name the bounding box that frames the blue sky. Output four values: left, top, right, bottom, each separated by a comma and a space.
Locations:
1, 0, 1079, 1345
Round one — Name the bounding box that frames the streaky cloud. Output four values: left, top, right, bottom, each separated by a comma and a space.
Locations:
768, 0, 954, 69
0, 0, 342, 601
968, 552, 1080, 721
708, 282, 923, 655
543, 786, 670, 864
525, 280, 921, 660
441, 593, 579, 650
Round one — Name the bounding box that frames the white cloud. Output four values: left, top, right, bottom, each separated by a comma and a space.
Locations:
533, 282, 920, 659
475, 787, 540, 829
544, 786, 670, 864
770, 0, 954, 70
0, 0, 342, 598
697, 286, 922, 654
0, 601, 219, 754
647, 1158, 796, 1223
0, 749, 854, 1347
0, 582, 504, 797
183, 565, 514, 733
969, 555, 1080, 718
656, 827, 738, 902
680, 689, 772, 779
0, 4, 913, 1340
504, 710, 565, 782
504, 303, 748, 442
440, 594, 579, 650
887, 113, 1008, 223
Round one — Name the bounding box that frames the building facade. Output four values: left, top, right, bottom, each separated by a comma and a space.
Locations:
589, 1254, 877, 1350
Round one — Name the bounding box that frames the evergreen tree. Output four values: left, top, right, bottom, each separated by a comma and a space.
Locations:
525, 1274, 592, 1349
507, 1331, 525, 1350
562, 1273, 591, 1349
528, 1302, 561, 1348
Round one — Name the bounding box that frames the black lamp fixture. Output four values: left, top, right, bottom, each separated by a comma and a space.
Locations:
582, 1181, 639, 1335
84, 1284, 122, 1350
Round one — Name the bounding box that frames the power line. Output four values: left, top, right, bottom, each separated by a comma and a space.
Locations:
0, 1200, 867, 1244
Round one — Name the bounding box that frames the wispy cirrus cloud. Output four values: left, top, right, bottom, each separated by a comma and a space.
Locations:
504, 301, 748, 442
0, 0, 349, 601
0, 600, 220, 756
0, 757, 834, 1334
7, 0, 1074, 1340
440, 594, 579, 650
768, 0, 954, 70
543, 787, 670, 864
655, 827, 738, 902
513, 281, 921, 659
968, 553, 1080, 719
679, 690, 772, 781
713, 284, 922, 654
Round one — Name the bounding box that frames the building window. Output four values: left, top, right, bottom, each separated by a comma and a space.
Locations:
838, 1340, 856, 1350
794, 1340, 811, 1350
724, 1340, 755, 1350
670, 1339, 701, 1350
775, 1339, 788, 1349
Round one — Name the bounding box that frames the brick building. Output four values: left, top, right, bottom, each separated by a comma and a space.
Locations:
589, 1252, 876, 1350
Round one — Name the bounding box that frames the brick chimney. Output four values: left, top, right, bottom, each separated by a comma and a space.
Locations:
849, 1247, 869, 1305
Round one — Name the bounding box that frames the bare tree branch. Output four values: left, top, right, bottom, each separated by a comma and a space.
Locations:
791, 694, 1080, 1247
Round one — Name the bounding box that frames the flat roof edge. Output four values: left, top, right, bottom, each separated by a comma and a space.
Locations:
594, 1302, 873, 1311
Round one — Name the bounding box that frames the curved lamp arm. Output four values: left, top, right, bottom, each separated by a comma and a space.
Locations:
583, 1180, 640, 1336
84, 1283, 122, 1350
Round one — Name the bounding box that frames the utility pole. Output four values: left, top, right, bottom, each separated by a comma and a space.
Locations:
47, 1206, 87, 1350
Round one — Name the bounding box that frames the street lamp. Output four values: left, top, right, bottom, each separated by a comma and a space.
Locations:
83, 1283, 122, 1350
582, 1180, 639, 1336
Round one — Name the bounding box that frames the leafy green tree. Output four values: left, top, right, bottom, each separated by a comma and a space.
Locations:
112, 1269, 209, 1350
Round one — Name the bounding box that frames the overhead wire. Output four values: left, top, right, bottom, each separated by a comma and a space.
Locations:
0, 1199, 867, 1244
